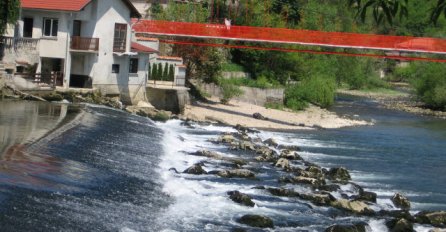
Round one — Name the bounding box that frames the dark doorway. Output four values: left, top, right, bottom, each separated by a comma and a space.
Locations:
23, 18, 33, 38
41, 58, 64, 86
73, 20, 81, 37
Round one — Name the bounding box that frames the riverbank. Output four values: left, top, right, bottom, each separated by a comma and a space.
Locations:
181, 97, 370, 130
337, 87, 446, 119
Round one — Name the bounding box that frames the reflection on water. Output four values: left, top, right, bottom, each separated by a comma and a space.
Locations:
0, 101, 68, 154
0, 101, 90, 192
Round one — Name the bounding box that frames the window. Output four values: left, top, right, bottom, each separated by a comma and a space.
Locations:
23, 18, 33, 38
112, 64, 120, 74
129, 58, 138, 73
43, 18, 58, 37
113, 23, 127, 52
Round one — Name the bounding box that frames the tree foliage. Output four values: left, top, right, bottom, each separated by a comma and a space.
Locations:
0, 0, 20, 35
348, 0, 408, 25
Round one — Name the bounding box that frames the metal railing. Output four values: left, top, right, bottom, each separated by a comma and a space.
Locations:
71, 36, 99, 51
0, 36, 40, 52
25, 72, 64, 87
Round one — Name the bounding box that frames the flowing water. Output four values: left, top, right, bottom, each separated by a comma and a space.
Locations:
0, 98, 445, 232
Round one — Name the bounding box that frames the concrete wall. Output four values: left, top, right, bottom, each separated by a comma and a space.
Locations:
221, 71, 251, 79
146, 87, 189, 114
199, 83, 284, 106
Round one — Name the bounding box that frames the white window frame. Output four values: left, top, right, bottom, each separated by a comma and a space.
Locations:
43, 18, 58, 37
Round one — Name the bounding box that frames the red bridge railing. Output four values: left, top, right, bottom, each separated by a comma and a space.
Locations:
133, 20, 446, 55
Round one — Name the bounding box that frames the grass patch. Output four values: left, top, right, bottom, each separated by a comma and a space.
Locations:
222, 62, 245, 72
220, 76, 282, 89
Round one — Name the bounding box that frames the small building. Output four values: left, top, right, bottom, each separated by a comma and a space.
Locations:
2, 0, 158, 104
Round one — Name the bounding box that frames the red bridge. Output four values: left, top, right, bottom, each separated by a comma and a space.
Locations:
133, 20, 446, 62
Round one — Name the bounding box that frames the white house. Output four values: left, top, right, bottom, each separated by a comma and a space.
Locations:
2, 0, 159, 104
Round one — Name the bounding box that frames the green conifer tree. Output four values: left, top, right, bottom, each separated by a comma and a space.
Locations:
162, 62, 169, 81
169, 64, 175, 82
151, 63, 158, 80
157, 63, 163, 80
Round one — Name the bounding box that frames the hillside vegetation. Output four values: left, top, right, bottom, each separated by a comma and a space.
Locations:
149, 0, 446, 110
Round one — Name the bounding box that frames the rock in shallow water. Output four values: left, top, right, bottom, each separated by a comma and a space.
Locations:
386, 218, 414, 232
391, 193, 411, 210
330, 199, 374, 215
216, 169, 255, 178
183, 164, 207, 175
237, 214, 274, 228
415, 211, 446, 227
275, 158, 290, 169
325, 223, 368, 232
327, 167, 351, 182
227, 191, 255, 207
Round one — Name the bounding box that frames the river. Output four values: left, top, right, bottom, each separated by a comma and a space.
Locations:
0, 98, 445, 231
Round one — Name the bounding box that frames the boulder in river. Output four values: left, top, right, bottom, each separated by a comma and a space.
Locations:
386, 218, 414, 232
233, 141, 256, 151
325, 223, 368, 232
279, 149, 302, 160
391, 193, 411, 210
263, 138, 278, 147
327, 167, 351, 182
280, 176, 326, 188
415, 211, 446, 227
354, 191, 377, 203
267, 188, 299, 197
183, 164, 207, 175
217, 169, 256, 179
227, 191, 255, 207
237, 214, 274, 228
217, 134, 236, 144
330, 199, 374, 215
275, 158, 290, 170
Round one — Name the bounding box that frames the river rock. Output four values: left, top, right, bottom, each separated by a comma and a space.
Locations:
214, 133, 236, 144
415, 211, 446, 227
378, 210, 414, 222
299, 193, 335, 206
255, 146, 278, 162
191, 150, 247, 166
275, 158, 290, 170
267, 188, 299, 197
227, 191, 255, 207
354, 191, 377, 203
233, 141, 256, 151
183, 164, 207, 175
330, 199, 374, 215
263, 138, 278, 147
327, 167, 351, 182
237, 214, 274, 228
253, 113, 268, 121
386, 218, 414, 232
325, 223, 368, 232
280, 149, 302, 160
217, 169, 255, 179
280, 176, 325, 188
234, 124, 258, 134
319, 184, 341, 192
278, 144, 301, 151
391, 193, 411, 210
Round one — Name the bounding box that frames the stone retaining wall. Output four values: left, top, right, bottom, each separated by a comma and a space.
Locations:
198, 82, 284, 106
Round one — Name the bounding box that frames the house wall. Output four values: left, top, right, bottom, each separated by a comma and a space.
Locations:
90, 0, 132, 93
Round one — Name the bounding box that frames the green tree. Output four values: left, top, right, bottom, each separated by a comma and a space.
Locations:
151, 63, 157, 80
348, 0, 408, 25
0, 0, 20, 60
431, 0, 446, 25
162, 62, 169, 80
169, 64, 175, 81
157, 63, 163, 80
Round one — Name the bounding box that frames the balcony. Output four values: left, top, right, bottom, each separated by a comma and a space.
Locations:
0, 36, 40, 52
70, 36, 99, 52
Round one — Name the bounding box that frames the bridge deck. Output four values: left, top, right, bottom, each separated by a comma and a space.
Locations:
133, 20, 446, 55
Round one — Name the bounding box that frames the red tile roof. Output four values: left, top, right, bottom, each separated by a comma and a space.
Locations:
131, 42, 159, 54
20, 0, 141, 17
21, 0, 92, 11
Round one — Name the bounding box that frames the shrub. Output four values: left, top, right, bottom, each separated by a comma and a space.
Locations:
285, 75, 336, 109
410, 62, 446, 111
219, 81, 244, 104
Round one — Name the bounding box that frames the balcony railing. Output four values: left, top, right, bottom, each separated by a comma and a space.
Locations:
0, 36, 40, 52
113, 39, 126, 52
70, 36, 99, 51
